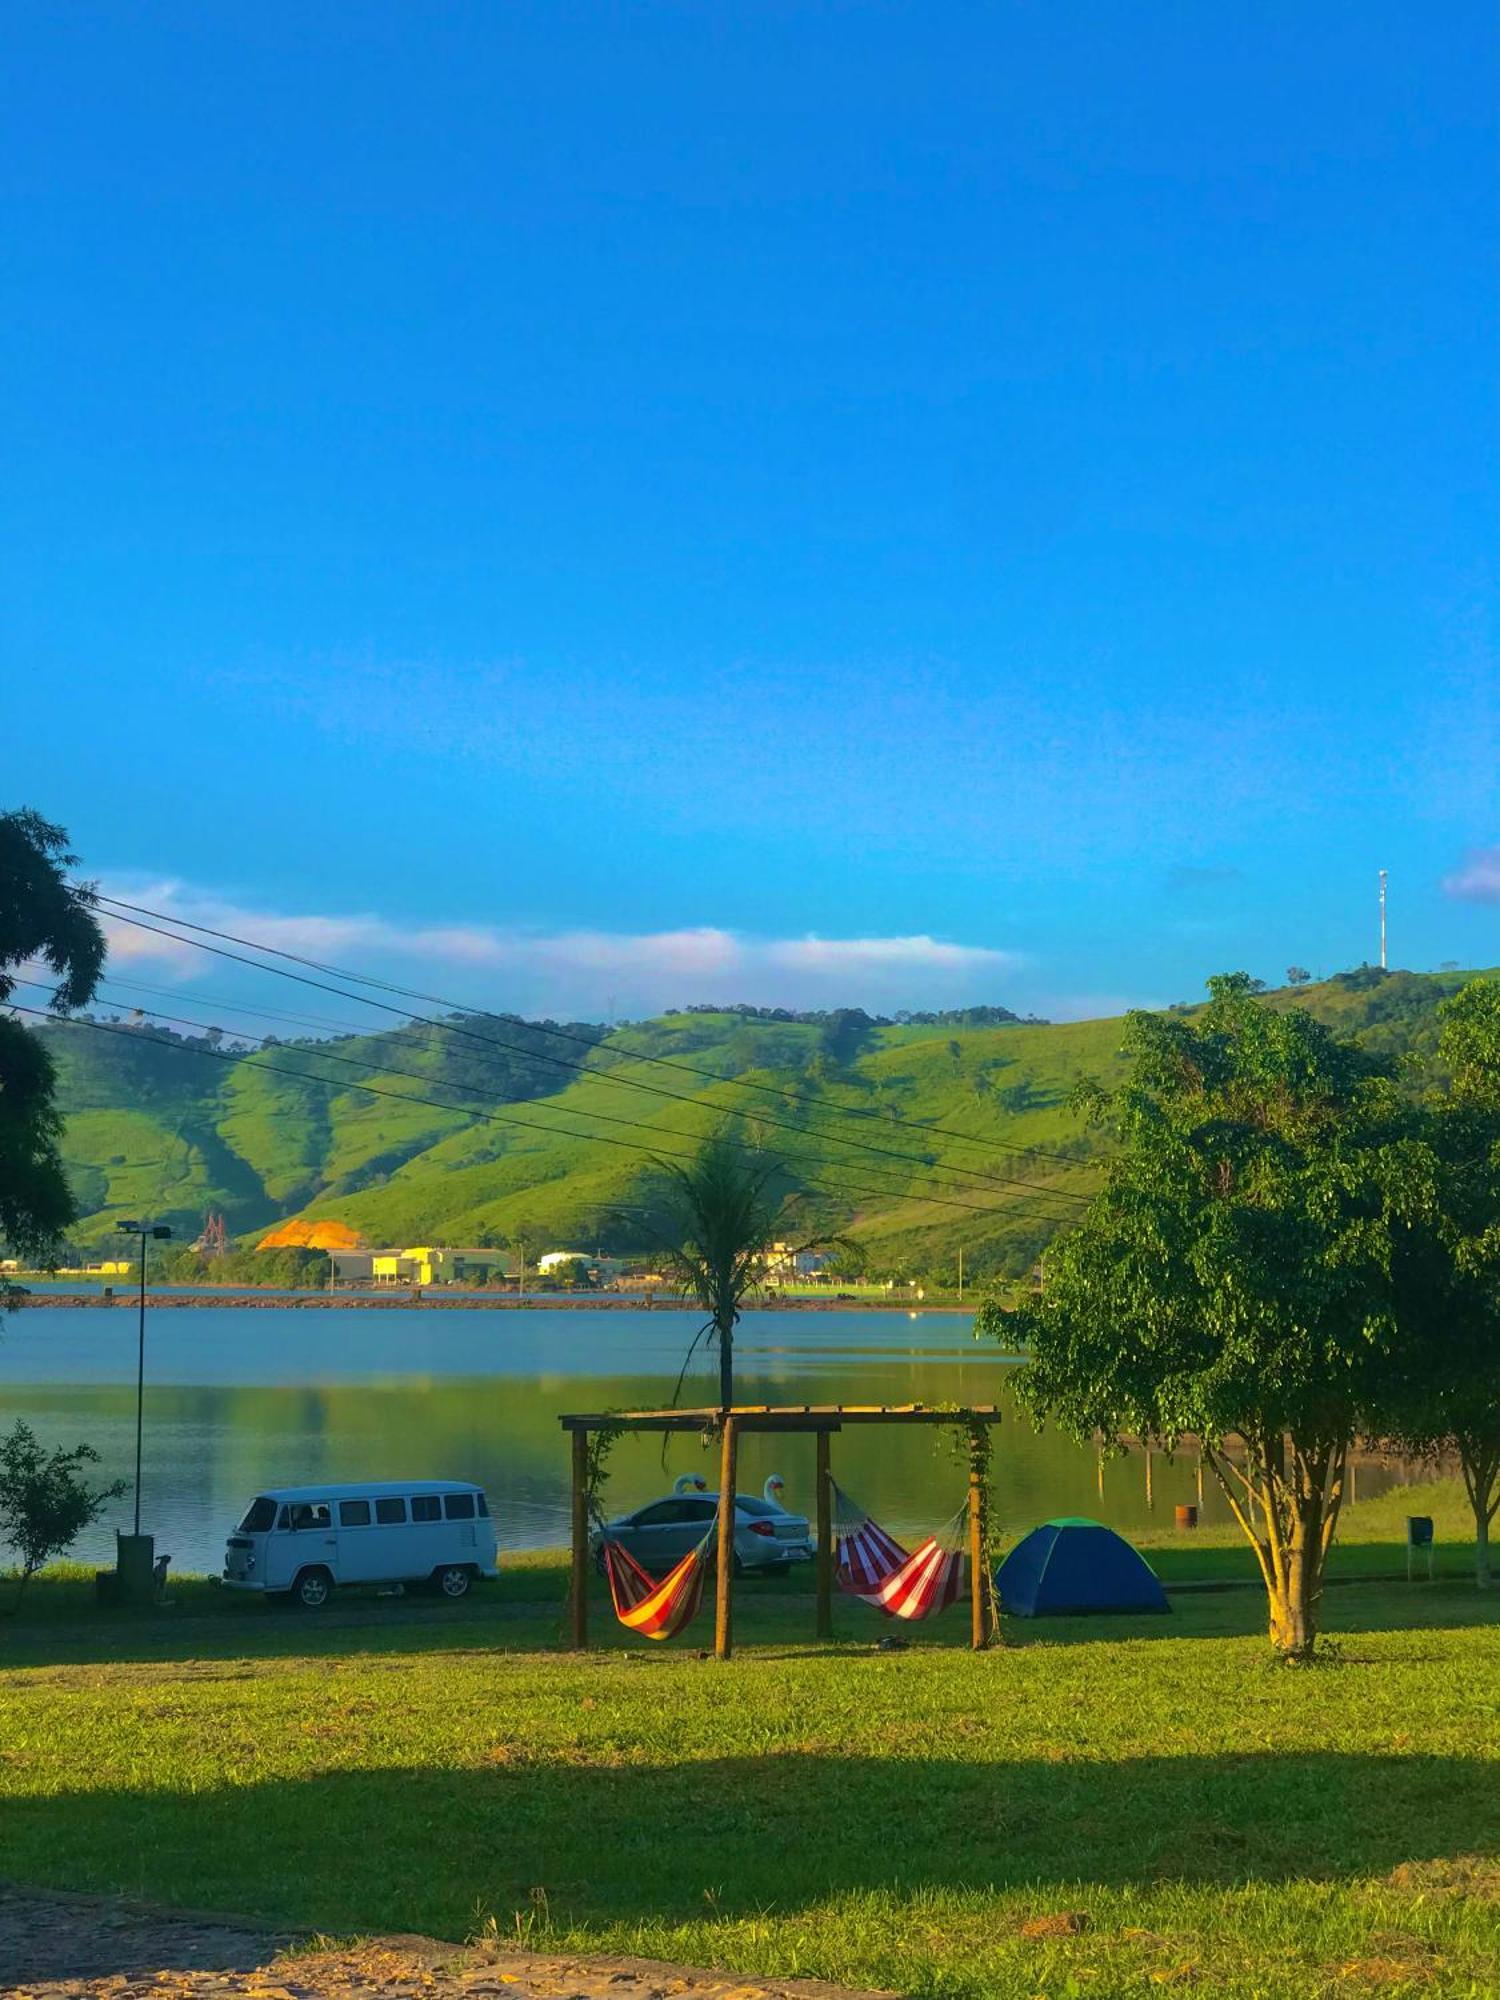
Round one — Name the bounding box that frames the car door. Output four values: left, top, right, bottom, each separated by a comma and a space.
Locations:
627, 1498, 702, 1571
284, 1500, 337, 1581
336, 1498, 379, 1581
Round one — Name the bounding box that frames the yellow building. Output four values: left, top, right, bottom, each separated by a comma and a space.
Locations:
371, 1246, 505, 1288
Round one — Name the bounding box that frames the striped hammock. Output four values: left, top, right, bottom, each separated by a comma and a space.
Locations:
602, 1527, 715, 1641
832, 1483, 967, 1621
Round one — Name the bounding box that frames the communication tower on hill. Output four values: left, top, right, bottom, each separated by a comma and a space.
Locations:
1379, 869, 1388, 971
193, 1211, 228, 1259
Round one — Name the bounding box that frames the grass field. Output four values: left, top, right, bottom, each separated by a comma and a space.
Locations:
2, 1484, 1498, 1998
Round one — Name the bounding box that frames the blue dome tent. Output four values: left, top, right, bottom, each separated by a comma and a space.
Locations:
996, 1517, 1170, 1617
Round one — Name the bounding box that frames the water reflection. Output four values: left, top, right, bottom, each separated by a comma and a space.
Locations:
0, 1305, 1427, 1572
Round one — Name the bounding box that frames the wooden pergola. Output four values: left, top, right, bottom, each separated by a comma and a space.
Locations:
560, 1403, 1001, 1658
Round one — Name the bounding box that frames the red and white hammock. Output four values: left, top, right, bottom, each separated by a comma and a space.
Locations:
832, 1482, 967, 1621
601, 1523, 716, 1641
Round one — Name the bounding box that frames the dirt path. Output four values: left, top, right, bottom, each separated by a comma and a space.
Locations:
0, 1885, 891, 2000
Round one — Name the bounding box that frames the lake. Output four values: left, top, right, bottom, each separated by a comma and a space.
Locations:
0, 1303, 1425, 1575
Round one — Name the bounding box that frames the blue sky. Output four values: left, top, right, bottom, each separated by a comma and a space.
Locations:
6, 4, 1497, 1023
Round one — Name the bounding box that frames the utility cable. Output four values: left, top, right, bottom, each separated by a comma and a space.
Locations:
90, 892, 1096, 1172
91, 904, 1095, 1209
16, 1003, 1083, 1223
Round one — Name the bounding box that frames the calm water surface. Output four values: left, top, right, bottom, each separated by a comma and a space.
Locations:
0, 1304, 1423, 1573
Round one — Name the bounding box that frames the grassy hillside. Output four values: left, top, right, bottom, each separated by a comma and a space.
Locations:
37, 966, 1491, 1281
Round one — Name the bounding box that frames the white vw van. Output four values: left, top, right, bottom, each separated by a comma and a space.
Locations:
223, 1480, 499, 1608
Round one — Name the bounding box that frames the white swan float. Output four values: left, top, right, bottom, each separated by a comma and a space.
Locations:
672, 1473, 709, 1495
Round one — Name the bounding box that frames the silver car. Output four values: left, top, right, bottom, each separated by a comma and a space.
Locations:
594, 1491, 810, 1576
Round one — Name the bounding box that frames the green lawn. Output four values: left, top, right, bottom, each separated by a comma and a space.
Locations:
2, 1496, 1498, 1998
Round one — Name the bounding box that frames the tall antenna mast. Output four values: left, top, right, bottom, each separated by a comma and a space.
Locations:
1379, 869, 1388, 971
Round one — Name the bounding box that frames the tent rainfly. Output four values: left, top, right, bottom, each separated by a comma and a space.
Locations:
996, 1517, 1169, 1617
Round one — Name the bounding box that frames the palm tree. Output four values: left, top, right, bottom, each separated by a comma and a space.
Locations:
653, 1128, 788, 1410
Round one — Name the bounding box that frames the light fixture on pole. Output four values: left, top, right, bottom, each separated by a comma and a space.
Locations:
116, 1221, 172, 1538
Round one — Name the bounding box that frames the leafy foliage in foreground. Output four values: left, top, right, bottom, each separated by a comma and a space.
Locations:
0, 1421, 123, 1610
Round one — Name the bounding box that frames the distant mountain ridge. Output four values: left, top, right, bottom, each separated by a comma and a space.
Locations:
37, 967, 1485, 1284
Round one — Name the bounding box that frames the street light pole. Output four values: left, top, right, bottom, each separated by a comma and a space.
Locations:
134, 1228, 146, 1535
118, 1221, 172, 1539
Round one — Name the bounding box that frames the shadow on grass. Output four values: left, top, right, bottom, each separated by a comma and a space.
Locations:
2, 1564, 1497, 1668
7, 1749, 1498, 1950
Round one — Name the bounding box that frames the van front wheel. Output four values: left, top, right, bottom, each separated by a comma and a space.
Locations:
433, 1564, 472, 1600
293, 1566, 333, 1610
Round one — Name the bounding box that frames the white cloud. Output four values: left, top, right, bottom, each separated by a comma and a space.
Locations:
1443, 850, 1500, 905
94, 879, 1027, 1021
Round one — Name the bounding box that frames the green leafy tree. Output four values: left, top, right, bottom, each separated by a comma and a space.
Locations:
977, 974, 1432, 1660
1380, 979, 1500, 1586
506, 1221, 539, 1295
650, 1127, 790, 1408
544, 1254, 592, 1290
0, 1421, 125, 1610
0, 811, 106, 1262
1286, 966, 1312, 987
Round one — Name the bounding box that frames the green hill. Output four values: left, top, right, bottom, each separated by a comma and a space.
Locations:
36, 967, 1487, 1284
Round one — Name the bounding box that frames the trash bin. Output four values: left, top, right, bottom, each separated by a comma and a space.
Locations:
115, 1532, 156, 1605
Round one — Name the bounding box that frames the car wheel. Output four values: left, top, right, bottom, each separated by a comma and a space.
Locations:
293, 1566, 333, 1610
433, 1564, 472, 1600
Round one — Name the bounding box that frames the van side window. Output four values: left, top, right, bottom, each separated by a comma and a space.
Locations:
339, 1500, 372, 1527
443, 1493, 476, 1520
476, 1493, 489, 1517
290, 1502, 331, 1531
375, 1497, 406, 1525
410, 1495, 441, 1522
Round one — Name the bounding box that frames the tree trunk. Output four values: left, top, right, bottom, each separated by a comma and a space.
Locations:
1267, 1537, 1320, 1660
1458, 1440, 1498, 1591
1207, 1432, 1346, 1663
717, 1310, 734, 1412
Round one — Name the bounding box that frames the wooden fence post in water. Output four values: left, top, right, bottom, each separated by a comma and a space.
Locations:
715, 1417, 739, 1660
569, 1427, 589, 1651
815, 1429, 833, 1639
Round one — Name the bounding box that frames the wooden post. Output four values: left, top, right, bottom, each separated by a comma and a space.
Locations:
569, 1427, 589, 1651
815, 1429, 833, 1639
969, 1426, 991, 1651
715, 1416, 738, 1660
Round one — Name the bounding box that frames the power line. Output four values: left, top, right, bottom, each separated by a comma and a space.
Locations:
91, 892, 1098, 1175
16, 1003, 1084, 1224
28, 978, 1086, 1224
90, 901, 1096, 1208
60, 980, 1086, 1224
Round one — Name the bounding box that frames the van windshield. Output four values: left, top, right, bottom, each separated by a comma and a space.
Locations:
238, 1497, 278, 1533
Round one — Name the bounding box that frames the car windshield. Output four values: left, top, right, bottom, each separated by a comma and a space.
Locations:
238, 1496, 277, 1533
736, 1497, 776, 1516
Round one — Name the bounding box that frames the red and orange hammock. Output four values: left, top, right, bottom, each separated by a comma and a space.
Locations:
598, 1485, 968, 1640
832, 1482, 967, 1621
601, 1523, 717, 1641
